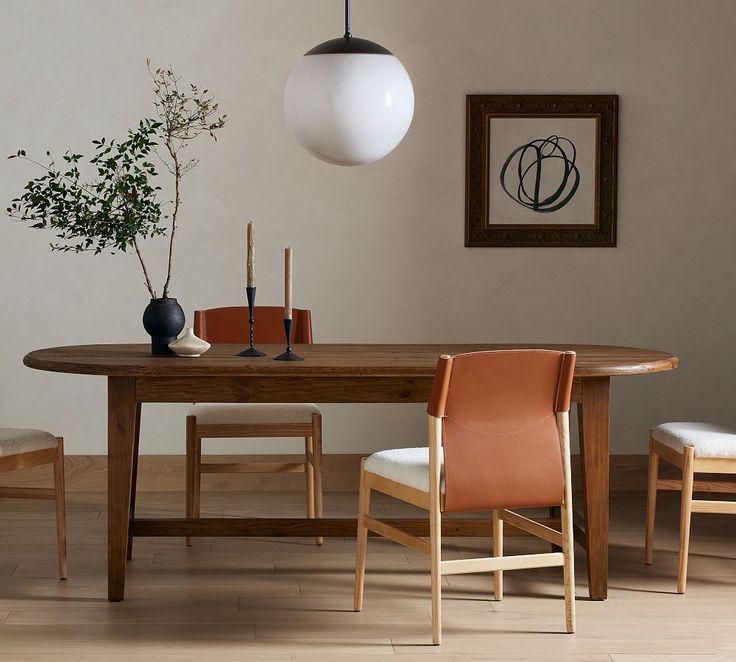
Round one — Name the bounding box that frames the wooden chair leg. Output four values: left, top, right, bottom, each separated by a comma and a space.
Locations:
644, 434, 659, 565
677, 446, 695, 594
429, 418, 442, 646
492, 509, 503, 600
430, 494, 442, 645
305, 435, 315, 519
354, 458, 370, 611
185, 416, 200, 547
312, 413, 324, 546
53, 437, 67, 580
558, 411, 576, 634
127, 403, 141, 561
305, 435, 319, 544
561, 493, 576, 633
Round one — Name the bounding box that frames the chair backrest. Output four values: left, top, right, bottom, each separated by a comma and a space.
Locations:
427, 349, 576, 513
193, 306, 313, 344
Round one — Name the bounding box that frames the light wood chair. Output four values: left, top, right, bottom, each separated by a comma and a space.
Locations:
645, 422, 736, 593
186, 306, 323, 545
0, 429, 67, 578
354, 349, 577, 645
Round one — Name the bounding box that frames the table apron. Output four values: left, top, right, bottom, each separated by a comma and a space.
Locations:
134, 376, 585, 404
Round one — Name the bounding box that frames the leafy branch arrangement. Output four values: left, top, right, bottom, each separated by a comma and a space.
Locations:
7, 62, 226, 299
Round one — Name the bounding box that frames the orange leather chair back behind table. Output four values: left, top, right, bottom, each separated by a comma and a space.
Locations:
194, 306, 313, 345
428, 349, 576, 513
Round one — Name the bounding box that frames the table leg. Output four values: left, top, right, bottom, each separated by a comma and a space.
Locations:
108, 377, 137, 602
577, 376, 611, 601
126, 403, 142, 561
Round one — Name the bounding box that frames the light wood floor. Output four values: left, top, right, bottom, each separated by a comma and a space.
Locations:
1, 489, 735, 661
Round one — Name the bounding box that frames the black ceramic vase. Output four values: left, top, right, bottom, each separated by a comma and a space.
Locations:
142, 298, 185, 356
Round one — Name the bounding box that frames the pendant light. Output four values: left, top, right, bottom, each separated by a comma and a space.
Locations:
283, 0, 414, 166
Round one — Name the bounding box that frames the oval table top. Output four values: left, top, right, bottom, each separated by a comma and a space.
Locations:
24, 343, 678, 379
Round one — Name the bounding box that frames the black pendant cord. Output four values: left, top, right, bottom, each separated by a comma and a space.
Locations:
344, 0, 351, 38
304, 0, 392, 55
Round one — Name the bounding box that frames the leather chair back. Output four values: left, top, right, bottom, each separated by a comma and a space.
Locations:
194, 306, 313, 344
428, 350, 576, 512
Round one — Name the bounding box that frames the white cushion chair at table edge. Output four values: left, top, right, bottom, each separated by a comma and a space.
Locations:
0, 427, 67, 579
651, 422, 736, 458
645, 420, 736, 594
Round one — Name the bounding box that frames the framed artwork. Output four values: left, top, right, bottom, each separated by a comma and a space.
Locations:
465, 95, 618, 247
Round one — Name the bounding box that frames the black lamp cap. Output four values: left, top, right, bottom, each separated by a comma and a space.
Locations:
305, 36, 393, 56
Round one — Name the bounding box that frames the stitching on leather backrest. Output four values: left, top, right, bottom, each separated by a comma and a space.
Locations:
444, 412, 555, 437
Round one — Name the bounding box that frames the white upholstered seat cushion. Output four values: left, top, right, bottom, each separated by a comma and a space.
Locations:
652, 422, 736, 459
364, 447, 445, 493
0, 428, 57, 457
190, 403, 320, 426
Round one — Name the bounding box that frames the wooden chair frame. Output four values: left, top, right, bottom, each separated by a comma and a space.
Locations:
645, 432, 736, 593
354, 412, 575, 645
186, 412, 323, 545
0, 437, 67, 579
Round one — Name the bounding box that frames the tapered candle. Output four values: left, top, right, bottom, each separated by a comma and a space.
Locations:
246, 221, 255, 288
284, 247, 293, 320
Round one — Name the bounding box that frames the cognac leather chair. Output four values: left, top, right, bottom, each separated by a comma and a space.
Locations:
0, 430, 67, 578
645, 422, 736, 593
354, 350, 577, 644
186, 306, 323, 545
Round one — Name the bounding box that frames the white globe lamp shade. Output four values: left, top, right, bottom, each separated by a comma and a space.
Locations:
284, 37, 414, 166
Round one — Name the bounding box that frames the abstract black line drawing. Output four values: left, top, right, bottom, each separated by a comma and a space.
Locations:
499, 135, 580, 213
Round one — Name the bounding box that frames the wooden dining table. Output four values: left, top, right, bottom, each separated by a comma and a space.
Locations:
24, 343, 677, 602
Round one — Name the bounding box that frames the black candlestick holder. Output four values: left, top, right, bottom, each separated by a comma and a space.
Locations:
237, 286, 266, 357
274, 318, 304, 361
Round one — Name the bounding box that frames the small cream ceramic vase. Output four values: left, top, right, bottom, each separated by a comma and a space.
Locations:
168, 328, 211, 357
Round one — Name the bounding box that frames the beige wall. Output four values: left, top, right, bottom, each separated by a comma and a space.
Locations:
1, 0, 734, 456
